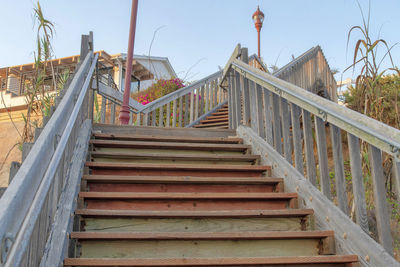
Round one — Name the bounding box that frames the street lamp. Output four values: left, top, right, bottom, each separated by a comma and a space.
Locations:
119, 0, 139, 125
252, 6, 264, 59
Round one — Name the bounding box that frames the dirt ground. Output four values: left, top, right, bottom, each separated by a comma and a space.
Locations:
0, 121, 24, 188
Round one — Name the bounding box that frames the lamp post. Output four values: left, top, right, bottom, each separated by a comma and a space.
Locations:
252, 6, 264, 59
119, 0, 139, 125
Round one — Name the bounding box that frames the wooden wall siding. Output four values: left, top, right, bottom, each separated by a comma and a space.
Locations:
275, 46, 338, 103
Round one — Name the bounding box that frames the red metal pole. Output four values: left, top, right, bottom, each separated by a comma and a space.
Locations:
257, 29, 261, 58
119, 0, 139, 125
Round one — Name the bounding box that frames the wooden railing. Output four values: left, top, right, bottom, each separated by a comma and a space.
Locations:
0, 33, 96, 267
221, 45, 400, 262
135, 70, 227, 127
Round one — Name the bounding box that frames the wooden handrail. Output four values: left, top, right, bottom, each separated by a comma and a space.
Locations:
224, 45, 400, 263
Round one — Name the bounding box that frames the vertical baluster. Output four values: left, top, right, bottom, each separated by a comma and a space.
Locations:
172, 99, 177, 128
158, 107, 163, 127
302, 109, 317, 185
100, 97, 106, 123
178, 96, 183, 127
240, 48, 250, 126
249, 80, 258, 133
315, 117, 331, 199
129, 112, 133, 124
151, 110, 156, 126
271, 93, 282, 154
190, 90, 195, 123
228, 75, 233, 129
166, 102, 170, 127
213, 80, 218, 107
199, 85, 205, 116
281, 98, 292, 164
290, 103, 304, 174
263, 89, 273, 146
393, 158, 400, 201
204, 83, 209, 114
110, 103, 115, 124
184, 95, 189, 126
347, 133, 369, 233
255, 84, 265, 138
135, 112, 141, 126
230, 73, 236, 128
234, 71, 242, 127
195, 88, 199, 120
330, 124, 348, 213
369, 144, 393, 253
144, 112, 150, 126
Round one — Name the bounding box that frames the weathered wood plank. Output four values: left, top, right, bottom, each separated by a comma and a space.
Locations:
271, 93, 282, 154
393, 158, 400, 201
280, 98, 292, 164
158, 107, 163, 127
236, 125, 399, 267
184, 95, 189, 126
178, 97, 183, 127
368, 144, 393, 254
194, 88, 199, 120
166, 102, 170, 128
347, 133, 369, 233
110, 103, 116, 124
330, 124, 348, 214
249, 80, 258, 133
151, 110, 156, 126
39, 120, 91, 267
100, 97, 106, 123
255, 84, 265, 139
302, 109, 316, 186
172, 99, 177, 128
290, 103, 304, 174
314, 117, 331, 199
263, 89, 273, 146
240, 48, 250, 127
189, 90, 194, 123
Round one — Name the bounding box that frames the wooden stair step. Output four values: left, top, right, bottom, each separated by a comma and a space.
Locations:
194, 122, 229, 128
93, 124, 236, 138
86, 162, 271, 177
84, 175, 283, 193
92, 133, 242, 144
90, 152, 259, 164
90, 140, 249, 152
70, 231, 335, 258
77, 209, 314, 233
71, 230, 334, 240
79, 192, 298, 200
199, 118, 229, 124
81, 192, 298, 210
64, 255, 359, 266
211, 111, 228, 116
75, 209, 313, 218
82, 175, 283, 185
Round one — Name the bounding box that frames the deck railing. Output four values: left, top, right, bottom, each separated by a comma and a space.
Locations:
221, 45, 400, 259
135, 70, 227, 127
0, 33, 96, 267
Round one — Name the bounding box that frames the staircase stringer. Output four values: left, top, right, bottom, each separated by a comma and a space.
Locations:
237, 125, 399, 267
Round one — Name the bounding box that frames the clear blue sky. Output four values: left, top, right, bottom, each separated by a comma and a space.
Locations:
1, 0, 399, 81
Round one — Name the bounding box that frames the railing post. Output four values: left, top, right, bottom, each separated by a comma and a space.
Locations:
228, 73, 234, 129
315, 117, 331, 200
347, 133, 369, 233
369, 145, 393, 254
240, 48, 250, 126
393, 158, 400, 201
290, 103, 304, 174
302, 109, 316, 185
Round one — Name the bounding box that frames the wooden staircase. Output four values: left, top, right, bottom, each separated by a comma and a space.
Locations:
64, 127, 359, 266
194, 104, 229, 129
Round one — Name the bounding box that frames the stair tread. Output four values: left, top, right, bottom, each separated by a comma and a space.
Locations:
195, 122, 229, 128
85, 162, 271, 171
200, 118, 229, 123
82, 175, 282, 184
70, 230, 334, 240
64, 255, 359, 266
76, 209, 313, 217
90, 140, 248, 151
79, 192, 297, 199
90, 152, 259, 162
92, 133, 241, 144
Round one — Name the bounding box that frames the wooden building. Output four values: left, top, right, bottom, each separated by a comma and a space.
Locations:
274, 46, 337, 102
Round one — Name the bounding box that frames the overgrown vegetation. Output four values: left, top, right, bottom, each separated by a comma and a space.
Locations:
131, 78, 185, 105
342, 0, 399, 258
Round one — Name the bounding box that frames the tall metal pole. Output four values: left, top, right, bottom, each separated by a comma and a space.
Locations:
119, 0, 139, 124
257, 29, 261, 58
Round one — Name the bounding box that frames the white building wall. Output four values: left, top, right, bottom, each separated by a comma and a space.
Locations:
136, 59, 174, 91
